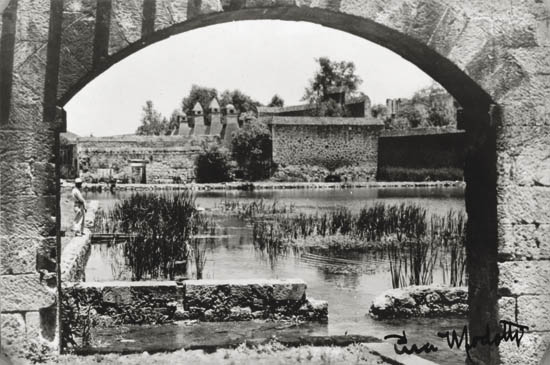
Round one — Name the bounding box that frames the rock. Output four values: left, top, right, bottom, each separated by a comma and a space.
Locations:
370, 285, 468, 319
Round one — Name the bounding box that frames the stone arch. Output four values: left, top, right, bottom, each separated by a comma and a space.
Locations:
0, 1, 548, 364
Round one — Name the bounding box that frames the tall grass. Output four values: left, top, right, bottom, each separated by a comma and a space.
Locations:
242, 200, 467, 288
220, 198, 294, 219
94, 192, 197, 280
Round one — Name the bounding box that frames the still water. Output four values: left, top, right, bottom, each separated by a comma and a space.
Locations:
81, 186, 467, 364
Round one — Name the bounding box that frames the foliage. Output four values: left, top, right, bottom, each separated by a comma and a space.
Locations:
103, 192, 197, 280
136, 100, 170, 135
220, 89, 262, 114
268, 94, 285, 107
377, 167, 464, 182
239, 199, 467, 288
370, 104, 387, 119
303, 57, 362, 103
427, 108, 452, 127
194, 144, 232, 183
181, 85, 218, 115
395, 104, 423, 128
231, 122, 273, 181
310, 99, 348, 117
220, 198, 294, 219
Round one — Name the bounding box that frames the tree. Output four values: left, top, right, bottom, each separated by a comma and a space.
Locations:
268, 94, 284, 107
181, 85, 218, 115
396, 104, 423, 128
370, 104, 387, 119
194, 144, 232, 183
427, 108, 452, 127
220, 89, 262, 115
303, 57, 362, 104
136, 100, 169, 135
231, 122, 273, 181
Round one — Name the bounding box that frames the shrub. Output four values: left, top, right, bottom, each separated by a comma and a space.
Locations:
231, 122, 273, 181
195, 144, 232, 183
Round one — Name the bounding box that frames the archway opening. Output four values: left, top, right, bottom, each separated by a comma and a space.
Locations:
55, 13, 496, 365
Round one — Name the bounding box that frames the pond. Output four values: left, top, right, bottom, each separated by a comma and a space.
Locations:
68, 186, 468, 364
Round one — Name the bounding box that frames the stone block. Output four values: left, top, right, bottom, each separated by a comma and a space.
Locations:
498, 223, 550, 261
155, 0, 190, 30
0, 274, 56, 312
517, 295, 550, 331
15, 0, 51, 42
0, 162, 57, 197
499, 331, 550, 365
0, 130, 57, 163
111, 0, 144, 45
0, 313, 27, 358
498, 296, 516, 323
0, 235, 56, 275
0, 195, 57, 237
499, 261, 550, 296
498, 186, 550, 224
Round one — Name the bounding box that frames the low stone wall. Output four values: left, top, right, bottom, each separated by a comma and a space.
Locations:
62, 279, 328, 348
184, 279, 327, 322
272, 164, 377, 182
62, 180, 465, 192
369, 285, 468, 319
60, 201, 98, 282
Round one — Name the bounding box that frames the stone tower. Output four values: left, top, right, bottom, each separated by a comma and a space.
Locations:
208, 98, 223, 137
222, 103, 239, 148
191, 102, 206, 136
177, 111, 191, 136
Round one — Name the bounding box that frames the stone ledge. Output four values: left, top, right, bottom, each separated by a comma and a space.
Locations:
60, 201, 98, 282
369, 285, 468, 319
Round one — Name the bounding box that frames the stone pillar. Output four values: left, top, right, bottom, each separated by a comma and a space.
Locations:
190, 102, 206, 136
462, 106, 499, 365
222, 104, 239, 148
0, 0, 60, 358
208, 98, 222, 137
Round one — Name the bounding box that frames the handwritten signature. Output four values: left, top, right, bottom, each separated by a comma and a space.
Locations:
384, 320, 529, 360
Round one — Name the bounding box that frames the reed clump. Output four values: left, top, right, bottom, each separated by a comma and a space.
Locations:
94, 192, 213, 280
243, 200, 466, 288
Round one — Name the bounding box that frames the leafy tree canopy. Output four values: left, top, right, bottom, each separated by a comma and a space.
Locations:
267, 94, 285, 107
220, 89, 262, 115
136, 100, 170, 135
303, 57, 362, 103
231, 122, 273, 181
181, 85, 218, 115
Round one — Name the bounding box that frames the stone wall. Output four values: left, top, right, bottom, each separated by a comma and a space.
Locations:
378, 128, 465, 178
75, 136, 217, 184
270, 118, 383, 181
61, 279, 328, 349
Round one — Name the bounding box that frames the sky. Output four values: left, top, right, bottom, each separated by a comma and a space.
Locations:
65, 20, 435, 137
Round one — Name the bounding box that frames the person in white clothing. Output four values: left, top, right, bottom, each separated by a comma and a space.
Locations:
72, 178, 87, 236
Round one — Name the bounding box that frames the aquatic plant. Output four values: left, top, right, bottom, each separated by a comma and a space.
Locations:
220, 198, 294, 219
97, 192, 197, 280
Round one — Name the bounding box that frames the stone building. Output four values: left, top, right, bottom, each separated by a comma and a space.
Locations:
259, 94, 384, 181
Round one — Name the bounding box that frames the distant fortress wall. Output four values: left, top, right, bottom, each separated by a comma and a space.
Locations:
268, 117, 384, 181
70, 135, 217, 184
